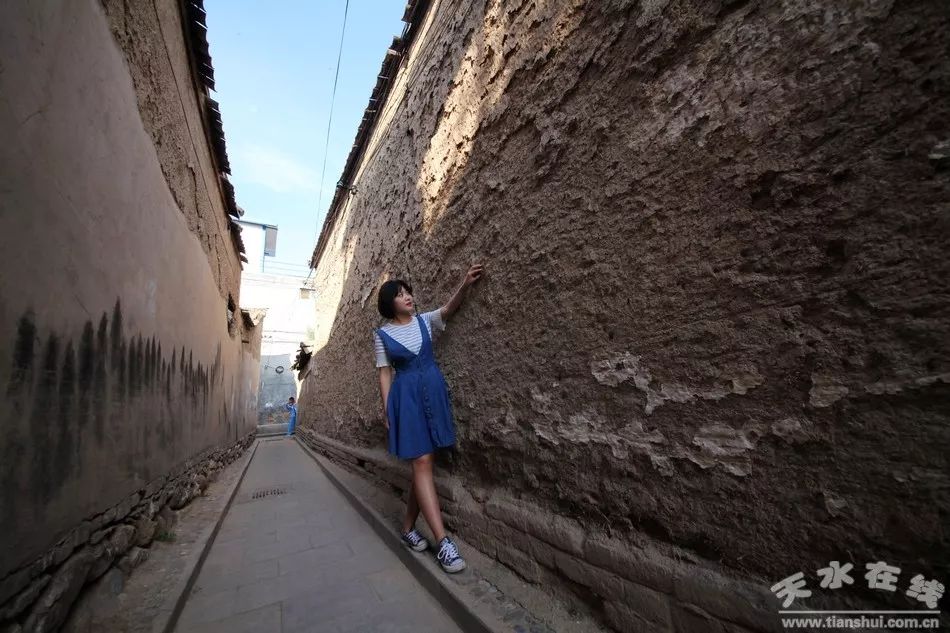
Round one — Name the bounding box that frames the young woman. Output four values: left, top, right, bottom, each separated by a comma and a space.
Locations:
374, 264, 484, 573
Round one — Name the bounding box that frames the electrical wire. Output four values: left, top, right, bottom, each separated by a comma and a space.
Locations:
311, 0, 351, 260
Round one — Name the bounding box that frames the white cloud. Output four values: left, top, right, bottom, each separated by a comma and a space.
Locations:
236, 145, 320, 193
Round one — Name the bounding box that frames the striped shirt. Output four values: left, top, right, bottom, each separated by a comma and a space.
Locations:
374, 309, 445, 368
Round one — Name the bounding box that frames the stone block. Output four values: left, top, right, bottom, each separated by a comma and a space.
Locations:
455, 501, 488, 531
116, 547, 149, 574
0, 573, 50, 621
554, 551, 623, 599
89, 512, 106, 534
144, 475, 167, 498
100, 506, 117, 525
0, 567, 32, 605
89, 525, 113, 546
87, 544, 117, 582
168, 485, 191, 510
486, 496, 585, 556
461, 527, 498, 559
528, 533, 557, 570
673, 569, 781, 633
133, 516, 156, 547
155, 506, 178, 534
23, 548, 95, 633
144, 499, 160, 520
28, 551, 55, 580
672, 603, 731, 633
51, 535, 77, 568
525, 513, 586, 557
584, 536, 676, 593
496, 543, 543, 584
108, 524, 136, 556
75, 521, 92, 545
115, 493, 140, 521
485, 517, 531, 552
434, 477, 460, 502
486, 497, 527, 531
605, 600, 672, 633
620, 579, 673, 628
442, 509, 459, 531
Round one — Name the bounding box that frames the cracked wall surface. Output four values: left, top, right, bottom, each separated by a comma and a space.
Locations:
301, 0, 949, 593
101, 0, 244, 305
0, 0, 260, 579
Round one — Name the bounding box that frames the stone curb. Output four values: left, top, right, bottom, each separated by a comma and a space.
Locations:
293, 437, 502, 633
160, 438, 260, 633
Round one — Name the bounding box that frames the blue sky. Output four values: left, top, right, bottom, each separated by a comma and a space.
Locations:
205, 1, 405, 276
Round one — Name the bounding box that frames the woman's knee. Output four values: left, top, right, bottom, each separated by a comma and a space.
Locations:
411, 452, 434, 469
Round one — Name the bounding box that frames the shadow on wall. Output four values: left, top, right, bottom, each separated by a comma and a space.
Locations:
1, 299, 239, 569
296, 0, 495, 436
300, 0, 950, 587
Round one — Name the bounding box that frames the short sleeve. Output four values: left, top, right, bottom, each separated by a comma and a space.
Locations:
422, 308, 445, 334
374, 331, 390, 367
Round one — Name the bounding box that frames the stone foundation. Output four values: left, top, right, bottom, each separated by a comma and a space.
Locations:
298, 429, 787, 633
0, 434, 253, 633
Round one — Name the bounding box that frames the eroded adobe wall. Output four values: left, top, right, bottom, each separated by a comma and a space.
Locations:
301, 0, 950, 616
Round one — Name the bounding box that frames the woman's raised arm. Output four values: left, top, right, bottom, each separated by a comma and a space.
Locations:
440, 263, 484, 320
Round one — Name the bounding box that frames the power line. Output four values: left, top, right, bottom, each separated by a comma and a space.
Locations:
311, 0, 351, 260
264, 261, 310, 268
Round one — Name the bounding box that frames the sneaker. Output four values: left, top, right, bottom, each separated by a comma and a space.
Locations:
401, 528, 429, 552
436, 536, 466, 573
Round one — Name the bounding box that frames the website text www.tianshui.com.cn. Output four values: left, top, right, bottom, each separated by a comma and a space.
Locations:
781, 614, 941, 629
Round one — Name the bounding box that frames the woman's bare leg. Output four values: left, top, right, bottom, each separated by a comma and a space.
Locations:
411, 453, 446, 541
402, 480, 421, 533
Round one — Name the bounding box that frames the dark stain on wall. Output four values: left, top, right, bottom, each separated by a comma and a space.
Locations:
110, 300, 122, 367
94, 314, 108, 442
77, 321, 94, 463
57, 342, 76, 489
31, 334, 58, 506
7, 312, 36, 397
2, 299, 224, 525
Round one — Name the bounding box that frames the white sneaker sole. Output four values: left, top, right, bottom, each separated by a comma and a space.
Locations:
403, 538, 429, 552
440, 559, 466, 573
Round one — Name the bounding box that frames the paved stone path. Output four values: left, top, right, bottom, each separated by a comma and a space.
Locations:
175, 438, 462, 633
256, 422, 290, 436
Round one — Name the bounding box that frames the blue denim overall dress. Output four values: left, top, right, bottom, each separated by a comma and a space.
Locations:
376, 315, 456, 460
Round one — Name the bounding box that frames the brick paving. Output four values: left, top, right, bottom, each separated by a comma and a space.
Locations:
175, 438, 462, 633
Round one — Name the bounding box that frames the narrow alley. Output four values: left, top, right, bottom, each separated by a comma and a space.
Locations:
1, 1, 948, 632
176, 438, 462, 633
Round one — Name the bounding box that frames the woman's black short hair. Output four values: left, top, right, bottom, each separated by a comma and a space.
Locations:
377, 279, 412, 319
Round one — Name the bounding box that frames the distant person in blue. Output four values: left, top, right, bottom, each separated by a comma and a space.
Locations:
285, 396, 297, 436
374, 263, 484, 573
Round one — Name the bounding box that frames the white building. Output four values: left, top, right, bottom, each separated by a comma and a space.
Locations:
236, 219, 278, 273
237, 220, 316, 423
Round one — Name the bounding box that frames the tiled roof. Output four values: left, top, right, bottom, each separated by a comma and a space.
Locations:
182, 0, 245, 256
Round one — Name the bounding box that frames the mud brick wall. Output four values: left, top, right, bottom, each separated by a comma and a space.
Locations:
300, 0, 950, 626
0, 0, 261, 589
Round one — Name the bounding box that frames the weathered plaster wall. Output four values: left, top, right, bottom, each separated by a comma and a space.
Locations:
301, 0, 950, 612
0, 0, 259, 583
101, 0, 245, 303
